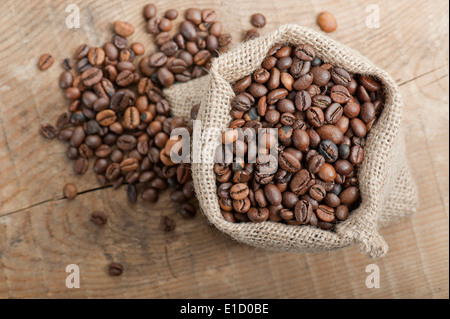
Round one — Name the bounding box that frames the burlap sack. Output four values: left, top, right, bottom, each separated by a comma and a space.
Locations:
164, 25, 418, 258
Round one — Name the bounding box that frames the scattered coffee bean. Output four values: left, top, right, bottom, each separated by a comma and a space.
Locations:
108, 262, 124, 276
91, 211, 108, 225
38, 53, 54, 70
63, 183, 78, 199
317, 12, 338, 33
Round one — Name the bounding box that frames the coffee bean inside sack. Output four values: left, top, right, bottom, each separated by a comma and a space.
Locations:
215, 43, 384, 230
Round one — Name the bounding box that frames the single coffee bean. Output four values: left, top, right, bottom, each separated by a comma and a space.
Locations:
96, 110, 117, 126
294, 200, 313, 224
38, 53, 54, 70
290, 169, 311, 195
40, 123, 57, 139
324, 193, 341, 208
294, 44, 315, 61
230, 183, 249, 200
318, 140, 339, 163
318, 163, 336, 182
108, 263, 124, 276
63, 183, 78, 199
335, 205, 349, 221
349, 145, 364, 165
317, 11, 338, 33
250, 13, 266, 27
330, 85, 351, 104
316, 205, 335, 222
81, 67, 103, 87
160, 215, 176, 232
340, 186, 360, 205
91, 211, 108, 225
73, 157, 89, 175
309, 184, 326, 202
247, 207, 269, 223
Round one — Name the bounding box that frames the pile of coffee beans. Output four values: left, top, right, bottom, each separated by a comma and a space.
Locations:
40, 5, 242, 225
142, 6, 232, 86
215, 43, 384, 230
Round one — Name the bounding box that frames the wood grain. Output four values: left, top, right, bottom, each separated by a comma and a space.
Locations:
0, 0, 448, 299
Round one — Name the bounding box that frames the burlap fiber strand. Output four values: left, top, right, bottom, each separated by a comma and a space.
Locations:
164, 24, 418, 258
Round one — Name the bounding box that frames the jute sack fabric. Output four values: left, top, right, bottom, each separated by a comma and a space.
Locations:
164, 24, 418, 258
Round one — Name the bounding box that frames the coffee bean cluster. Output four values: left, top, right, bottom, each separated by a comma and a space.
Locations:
215, 43, 384, 230
40, 9, 219, 220
142, 5, 232, 86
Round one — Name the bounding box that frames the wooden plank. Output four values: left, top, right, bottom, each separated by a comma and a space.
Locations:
0, 0, 448, 298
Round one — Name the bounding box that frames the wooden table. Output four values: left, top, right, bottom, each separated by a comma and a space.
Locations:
0, 0, 448, 299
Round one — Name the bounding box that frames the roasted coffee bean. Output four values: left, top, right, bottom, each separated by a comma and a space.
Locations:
290, 169, 311, 195
63, 183, 78, 199
294, 44, 315, 61
335, 205, 349, 221
340, 186, 360, 205
295, 91, 312, 111
311, 66, 331, 86
91, 211, 108, 225
230, 183, 249, 200
316, 205, 335, 222
73, 157, 89, 175
334, 159, 354, 175
309, 184, 326, 202
330, 85, 351, 104
324, 193, 341, 208
318, 140, 339, 163
116, 134, 137, 151
40, 123, 57, 139
294, 200, 313, 224
279, 151, 301, 173
324, 103, 343, 124
96, 110, 117, 126
306, 107, 325, 127
38, 53, 54, 70
318, 163, 336, 183
247, 207, 269, 223
81, 67, 103, 87
349, 145, 364, 165
317, 11, 338, 33
250, 13, 266, 28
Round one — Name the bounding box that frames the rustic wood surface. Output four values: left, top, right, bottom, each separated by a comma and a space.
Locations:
0, 0, 448, 299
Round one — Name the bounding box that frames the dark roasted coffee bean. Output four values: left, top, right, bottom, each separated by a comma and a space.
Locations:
294, 91, 311, 112
117, 134, 137, 151
311, 66, 331, 86
230, 183, 249, 200
335, 205, 349, 221
318, 163, 336, 182
349, 145, 364, 165
247, 207, 269, 223
74, 157, 89, 175
91, 211, 108, 225
40, 124, 57, 139
294, 44, 315, 61
308, 154, 325, 174
318, 140, 339, 163
290, 169, 311, 195
250, 13, 266, 27
309, 184, 326, 202
340, 186, 360, 205
306, 107, 325, 128
331, 68, 351, 86
324, 103, 343, 124
294, 200, 313, 224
